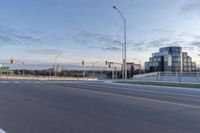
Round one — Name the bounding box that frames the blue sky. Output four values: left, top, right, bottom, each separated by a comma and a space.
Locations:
0, 0, 200, 69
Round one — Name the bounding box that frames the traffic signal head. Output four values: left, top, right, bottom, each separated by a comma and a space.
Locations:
10, 59, 14, 64
105, 60, 108, 65
82, 60, 84, 66
108, 64, 111, 68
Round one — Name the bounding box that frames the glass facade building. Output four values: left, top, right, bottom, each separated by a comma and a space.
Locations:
145, 46, 196, 72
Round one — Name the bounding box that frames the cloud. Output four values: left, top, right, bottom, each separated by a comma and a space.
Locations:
0, 26, 66, 46
75, 30, 200, 53
189, 41, 200, 47
102, 46, 121, 51
148, 38, 171, 47
74, 31, 121, 51
131, 38, 182, 51
132, 47, 146, 51
25, 48, 68, 55
182, 46, 195, 51
179, 0, 200, 15
131, 36, 195, 51
131, 41, 147, 51
151, 29, 173, 35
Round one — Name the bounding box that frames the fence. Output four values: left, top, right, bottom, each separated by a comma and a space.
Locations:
133, 72, 200, 84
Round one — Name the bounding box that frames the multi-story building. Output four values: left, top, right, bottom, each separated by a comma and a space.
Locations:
145, 46, 196, 72
182, 52, 196, 72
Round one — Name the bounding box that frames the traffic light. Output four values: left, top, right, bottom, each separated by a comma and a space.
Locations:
10, 59, 14, 64
108, 64, 111, 68
82, 60, 84, 66
105, 60, 108, 65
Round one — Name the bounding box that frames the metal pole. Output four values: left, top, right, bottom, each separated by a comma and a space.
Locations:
115, 67, 117, 79
83, 65, 85, 78
55, 57, 57, 77
112, 65, 114, 80
114, 41, 124, 79
93, 63, 95, 79
113, 5, 127, 80
122, 44, 124, 80
101, 69, 103, 79
54, 53, 63, 77
22, 62, 25, 78
139, 60, 141, 75
124, 18, 127, 80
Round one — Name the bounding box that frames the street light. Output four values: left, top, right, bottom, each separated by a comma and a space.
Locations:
55, 53, 64, 77
92, 62, 98, 79
81, 60, 85, 78
114, 40, 124, 79
113, 5, 127, 80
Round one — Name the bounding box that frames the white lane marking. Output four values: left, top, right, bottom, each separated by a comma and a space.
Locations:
12, 81, 21, 83
78, 83, 200, 98
46, 84, 200, 109
24, 81, 32, 83
0, 81, 9, 83
0, 128, 6, 133
84, 88, 200, 109
34, 81, 42, 84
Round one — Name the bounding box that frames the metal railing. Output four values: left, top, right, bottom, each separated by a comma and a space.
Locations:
133, 72, 200, 84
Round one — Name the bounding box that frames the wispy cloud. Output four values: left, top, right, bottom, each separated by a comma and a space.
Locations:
131, 34, 200, 52
151, 29, 173, 35
25, 48, 68, 55
0, 26, 66, 46
189, 41, 200, 47
183, 46, 195, 51
148, 38, 171, 47
74, 31, 121, 51
179, 0, 200, 16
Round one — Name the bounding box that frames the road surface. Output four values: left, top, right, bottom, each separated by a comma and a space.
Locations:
0, 80, 200, 133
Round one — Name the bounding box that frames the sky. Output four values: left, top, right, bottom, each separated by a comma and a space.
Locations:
0, 0, 200, 69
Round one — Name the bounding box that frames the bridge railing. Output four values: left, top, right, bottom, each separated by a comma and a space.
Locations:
133, 71, 200, 84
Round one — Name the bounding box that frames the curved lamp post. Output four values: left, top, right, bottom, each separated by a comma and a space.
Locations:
55, 53, 63, 77
113, 5, 127, 80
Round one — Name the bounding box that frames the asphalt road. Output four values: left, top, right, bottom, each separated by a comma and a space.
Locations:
0, 80, 200, 133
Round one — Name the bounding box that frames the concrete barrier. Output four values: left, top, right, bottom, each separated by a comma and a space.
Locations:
0, 75, 98, 81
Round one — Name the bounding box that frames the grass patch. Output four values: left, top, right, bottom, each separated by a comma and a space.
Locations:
116, 81, 200, 89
